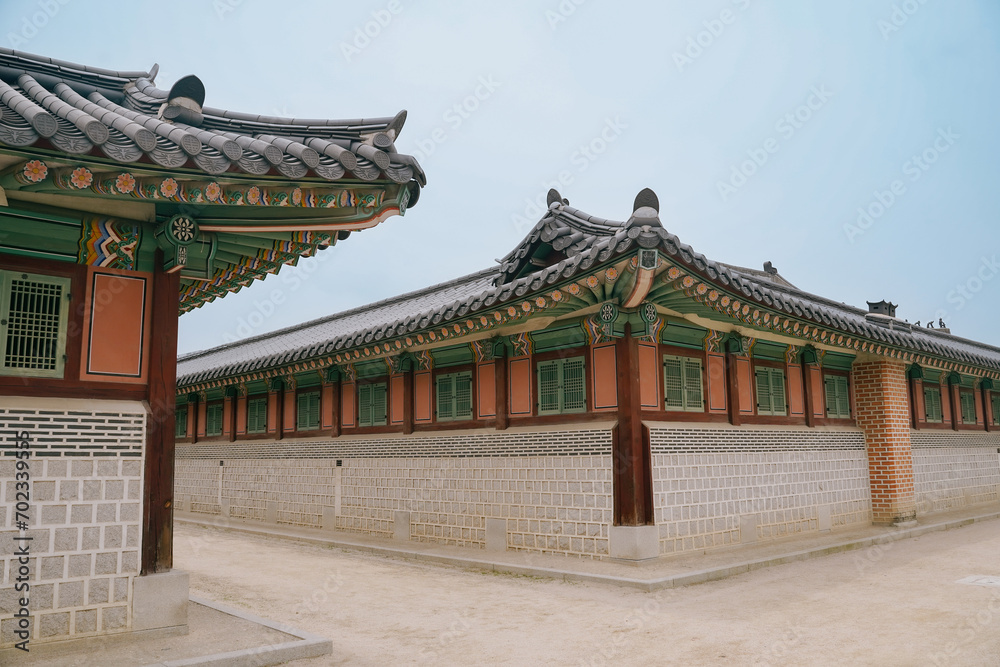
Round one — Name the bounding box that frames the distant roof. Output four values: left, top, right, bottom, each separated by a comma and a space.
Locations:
177, 189, 1000, 386
0, 48, 424, 186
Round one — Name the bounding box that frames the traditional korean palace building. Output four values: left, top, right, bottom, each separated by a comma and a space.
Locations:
174, 187, 1000, 562
0, 48, 423, 650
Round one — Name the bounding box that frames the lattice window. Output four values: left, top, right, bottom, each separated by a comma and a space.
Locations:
537, 357, 586, 415
247, 396, 268, 433
992, 394, 1000, 425
959, 390, 977, 424
436, 371, 473, 421
175, 406, 188, 438
0, 270, 70, 378
824, 374, 851, 419
358, 382, 387, 427
663, 355, 704, 412
297, 391, 320, 431
924, 385, 943, 423
755, 366, 787, 416
206, 403, 224, 436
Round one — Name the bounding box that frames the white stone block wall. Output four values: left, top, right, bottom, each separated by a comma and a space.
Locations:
0, 398, 145, 648
175, 425, 614, 558
649, 425, 871, 555
912, 431, 1000, 514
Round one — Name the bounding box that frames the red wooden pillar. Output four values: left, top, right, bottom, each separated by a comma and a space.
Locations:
909, 372, 925, 429
801, 351, 824, 427
282, 378, 297, 437
402, 364, 414, 435
613, 325, 653, 526
322, 370, 341, 438
494, 352, 509, 431
948, 374, 961, 431
187, 394, 198, 444
224, 387, 237, 442
142, 251, 180, 575
984, 385, 994, 433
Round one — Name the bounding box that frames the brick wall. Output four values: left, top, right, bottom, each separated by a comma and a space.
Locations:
852, 360, 916, 524
0, 398, 145, 648
175, 425, 614, 558
649, 425, 871, 554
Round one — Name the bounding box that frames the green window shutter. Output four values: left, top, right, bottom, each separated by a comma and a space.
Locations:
437, 374, 455, 421
0, 270, 71, 378
755, 368, 773, 415
992, 394, 1000, 424
247, 397, 267, 433
924, 386, 942, 423
769, 368, 786, 416
824, 375, 851, 419
358, 384, 372, 427
824, 376, 837, 416
960, 392, 976, 424
175, 408, 187, 438
297, 392, 320, 431
537, 360, 561, 415
562, 357, 586, 413
663, 356, 684, 410
682, 358, 704, 412
371, 383, 387, 426
455, 373, 473, 419
206, 404, 223, 436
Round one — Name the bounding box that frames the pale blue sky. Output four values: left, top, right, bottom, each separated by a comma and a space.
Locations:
4, 0, 998, 353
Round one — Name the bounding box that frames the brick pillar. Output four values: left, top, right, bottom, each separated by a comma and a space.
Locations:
853, 360, 916, 524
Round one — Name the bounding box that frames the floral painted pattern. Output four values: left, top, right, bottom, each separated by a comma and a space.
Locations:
160, 178, 179, 198
23, 160, 47, 183
205, 182, 222, 202
115, 172, 136, 194
70, 167, 93, 189
247, 186, 262, 205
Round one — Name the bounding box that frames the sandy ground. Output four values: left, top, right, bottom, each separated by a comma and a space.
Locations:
175, 520, 1000, 666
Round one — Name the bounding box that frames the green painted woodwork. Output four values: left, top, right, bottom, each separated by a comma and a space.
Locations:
357, 382, 387, 427
823, 351, 855, 371
430, 344, 474, 369
751, 341, 787, 362
0, 207, 82, 262
244, 380, 269, 395
530, 325, 587, 353
0, 269, 71, 379
247, 396, 268, 433
206, 403, 224, 436
992, 394, 1000, 424
755, 366, 787, 416
959, 391, 977, 424
355, 360, 386, 379
536, 356, 586, 415
296, 390, 321, 430
824, 375, 851, 419
660, 320, 708, 350
294, 371, 323, 389
924, 385, 943, 423
436, 371, 473, 421
663, 354, 704, 412
924, 369, 942, 384
174, 407, 188, 438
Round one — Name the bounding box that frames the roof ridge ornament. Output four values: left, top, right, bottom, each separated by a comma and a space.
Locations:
627, 188, 662, 229
159, 74, 205, 126
546, 188, 568, 208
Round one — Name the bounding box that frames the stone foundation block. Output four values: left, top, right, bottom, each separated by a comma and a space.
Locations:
609, 525, 659, 561
132, 570, 189, 632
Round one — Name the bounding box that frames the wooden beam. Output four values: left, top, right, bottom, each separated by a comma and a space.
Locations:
402, 367, 414, 435
141, 250, 180, 575
949, 382, 961, 431
613, 325, 653, 526
802, 363, 818, 427
726, 352, 742, 427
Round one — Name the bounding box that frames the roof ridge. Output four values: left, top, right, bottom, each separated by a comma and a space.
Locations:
177, 265, 499, 362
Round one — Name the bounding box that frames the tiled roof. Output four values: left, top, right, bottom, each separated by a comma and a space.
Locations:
177, 188, 1000, 386
0, 48, 424, 186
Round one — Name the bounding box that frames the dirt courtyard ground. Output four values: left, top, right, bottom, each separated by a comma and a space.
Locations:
175, 519, 1000, 666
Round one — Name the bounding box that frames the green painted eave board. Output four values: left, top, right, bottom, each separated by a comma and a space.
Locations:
661, 320, 708, 349
532, 324, 587, 353
823, 351, 855, 371
431, 344, 474, 368
753, 341, 787, 362
355, 360, 386, 379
